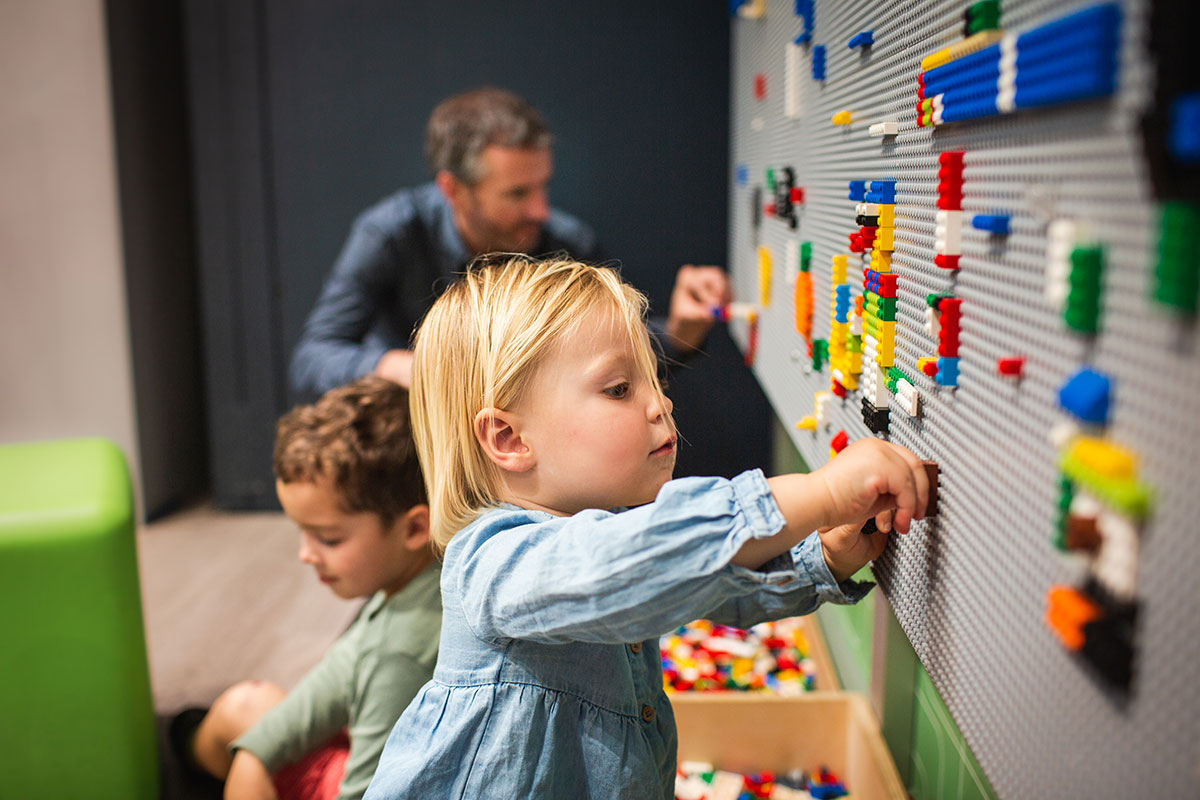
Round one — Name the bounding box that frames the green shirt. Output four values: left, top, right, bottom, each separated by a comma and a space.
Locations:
232, 563, 441, 800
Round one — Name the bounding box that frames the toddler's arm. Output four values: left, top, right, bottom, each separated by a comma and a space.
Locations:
740, 439, 929, 581
454, 470, 863, 645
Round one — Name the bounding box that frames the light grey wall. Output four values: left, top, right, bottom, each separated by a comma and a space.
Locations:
0, 1, 141, 506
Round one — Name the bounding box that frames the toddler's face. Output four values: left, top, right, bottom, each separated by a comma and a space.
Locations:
277, 477, 422, 599
514, 312, 676, 514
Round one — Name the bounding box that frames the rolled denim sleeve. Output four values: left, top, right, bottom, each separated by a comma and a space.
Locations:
289, 219, 395, 400
453, 469, 861, 645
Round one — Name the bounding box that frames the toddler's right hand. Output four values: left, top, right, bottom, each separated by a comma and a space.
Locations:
812, 439, 929, 534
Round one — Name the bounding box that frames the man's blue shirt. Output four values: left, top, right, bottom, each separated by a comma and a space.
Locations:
289, 182, 604, 400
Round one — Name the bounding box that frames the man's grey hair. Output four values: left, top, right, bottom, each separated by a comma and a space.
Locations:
425, 87, 552, 184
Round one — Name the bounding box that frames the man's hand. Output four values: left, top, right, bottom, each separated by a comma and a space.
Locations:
665, 265, 731, 353
374, 349, 414, 388
224, 750, 278, 800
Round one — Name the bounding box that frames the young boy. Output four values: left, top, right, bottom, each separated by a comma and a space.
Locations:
172, 376, 441, 800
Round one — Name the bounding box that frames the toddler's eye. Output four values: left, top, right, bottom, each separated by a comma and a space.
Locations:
604, 382, 630, 399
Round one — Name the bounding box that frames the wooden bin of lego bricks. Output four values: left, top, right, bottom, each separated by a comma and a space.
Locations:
670, 617, 907, 799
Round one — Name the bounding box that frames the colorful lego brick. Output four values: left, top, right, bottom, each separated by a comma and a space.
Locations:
1045, 218, 1079, 309
794, 271, 813, 340
1069, 437, 1138, 480
935, 210, 963, 255
920, 30, 1004, 73
814, 391, 833, 427
736, 0, 766, 19
934, 254, 961, 270
848, 31, 874, 49
868, 121, 899, 137
870, 248, 892, 272
936, 356, 959, 386
997, 356, 1024, 377
832, 110, 853, 125
874, 227, 895, 251
812, 44, 826, 80
1058, 367, 1111, 426
754, 73, 767, 99
736, 164, 748, 186
830, 430, 849, 453
972, 214, 1011, 234
1168, 92, 1200, 164
1058, 451, 1152, 521
1153, 201, 1200, 314
830, 378, 846, 398
831, 254, 848, 283
1093, 510, 1140, 601
866, 180, 896, 204
811, 338, 828, 371
848, 180, 867, 202
800, 240, 813, 271
861, 397, 890, 434
964, 0, 1001, 35
1065, 245, 1104, 334
758, 245, 772, 307
1046, 585, 1102, 651
744, 315, 759, 366
894, 378, 920, 416
918, 356, 938, 377
796, 415, 817, 432
1065, 511, 1102, 553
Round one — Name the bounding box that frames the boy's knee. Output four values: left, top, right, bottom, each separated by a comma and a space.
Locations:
210, 679, 286, 729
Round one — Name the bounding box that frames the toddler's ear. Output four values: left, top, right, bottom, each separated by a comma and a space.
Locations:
400, 505, 431, 550
473, 407, 535, 473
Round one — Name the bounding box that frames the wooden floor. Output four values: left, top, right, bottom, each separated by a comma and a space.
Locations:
139, 505, 361, 713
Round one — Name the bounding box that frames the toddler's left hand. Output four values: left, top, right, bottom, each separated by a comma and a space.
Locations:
818, 516, 892, 583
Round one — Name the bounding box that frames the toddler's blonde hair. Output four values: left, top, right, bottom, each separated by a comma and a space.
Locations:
411, 254, 670, 551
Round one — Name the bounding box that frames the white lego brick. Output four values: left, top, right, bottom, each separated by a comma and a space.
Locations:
784, 239, 799, 286
925, 305, 940, 337
1093, 510, 1140, 601
785, 43, 804, 119
932, 106, 944, 125
849, 312, 863, 336
869, 121, 899, 137
815, 392, 833, 428
1048, 421, 1080, 450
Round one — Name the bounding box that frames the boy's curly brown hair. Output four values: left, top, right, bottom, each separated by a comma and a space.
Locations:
274, 376, 425, 523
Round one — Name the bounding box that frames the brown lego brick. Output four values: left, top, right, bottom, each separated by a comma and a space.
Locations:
923, 460, 940, 517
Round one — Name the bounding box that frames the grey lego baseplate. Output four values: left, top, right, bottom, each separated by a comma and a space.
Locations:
727, 0, 1200, 796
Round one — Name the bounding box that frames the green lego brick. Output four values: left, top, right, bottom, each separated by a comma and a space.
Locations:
1065, 246, 1104, 333
800, 241, 813, 272
766, 167, 776, 192
811, 338, 828, 371
1153, 202, 1200, 314
1058, 452, 1153, 520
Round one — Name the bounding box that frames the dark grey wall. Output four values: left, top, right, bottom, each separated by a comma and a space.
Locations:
106, 0, 208, 520
185, 0, 771, 508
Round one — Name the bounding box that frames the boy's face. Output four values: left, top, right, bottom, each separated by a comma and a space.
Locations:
276, 477, 430, 600
511, 310, 677, 514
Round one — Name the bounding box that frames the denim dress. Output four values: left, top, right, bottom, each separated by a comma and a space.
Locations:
364, 469, 870, 799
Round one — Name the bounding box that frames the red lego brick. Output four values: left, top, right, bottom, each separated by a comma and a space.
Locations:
923, 460, 940, 516
790, 186, 805, 204
938, 151, 964, 167
922, 360, 939, 377
831, 378, 846, 397
934, 254, 960, 269
830, 429, 849, 453
997, 356, 1024, 376
936, 195, 963, 210
754, 73, 766, 100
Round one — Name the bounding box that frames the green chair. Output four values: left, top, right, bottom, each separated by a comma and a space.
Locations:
0, 438, 159, 798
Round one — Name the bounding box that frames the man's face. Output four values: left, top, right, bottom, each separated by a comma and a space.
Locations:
448, 145, 552, 254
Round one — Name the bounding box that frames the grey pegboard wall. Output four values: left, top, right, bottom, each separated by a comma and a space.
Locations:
727, 0, 1200, 796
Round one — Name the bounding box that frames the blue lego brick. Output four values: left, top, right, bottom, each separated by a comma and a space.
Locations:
866, 180, 896, 204
736, 163, 749, 186
848, 180, 866, 201
936, 357, 959, 386
1058, 367, 1112, 425
923, 58, 1001, 97
812, 44, 826, 80
1169, 93, 1200, 164
942, 96, 1003, 124
795, 31, 813, 44
972, 214, 1010, 234
1016, 3, 1119, 53
834, 285, 852, 322
848, 31, 873, 49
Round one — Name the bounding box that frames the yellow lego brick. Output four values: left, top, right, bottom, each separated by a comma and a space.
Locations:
796, 415, 817, 432
921, 30, 1004, 72
757, 245, 772, 307
840, 371, 859, 389
1068, 437, 1138, 480
874, 350, 894, 367
832, 110, 853, 125
917, 356, 937, 375
876, 320, 895, 340
832, 254, 848, 283
878, 205, 895, 227
921, 47, 953, 72
875, 228, 894, 251
871, 250, 892, 272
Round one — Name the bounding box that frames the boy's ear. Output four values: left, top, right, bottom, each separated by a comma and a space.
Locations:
435, 170, 467, 208
398, 505, 431, 551
474, 407, 535, 473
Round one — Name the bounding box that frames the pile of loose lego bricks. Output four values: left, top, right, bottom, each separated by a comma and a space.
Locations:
676, 761, 849, 800
660, 618, 817, 693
